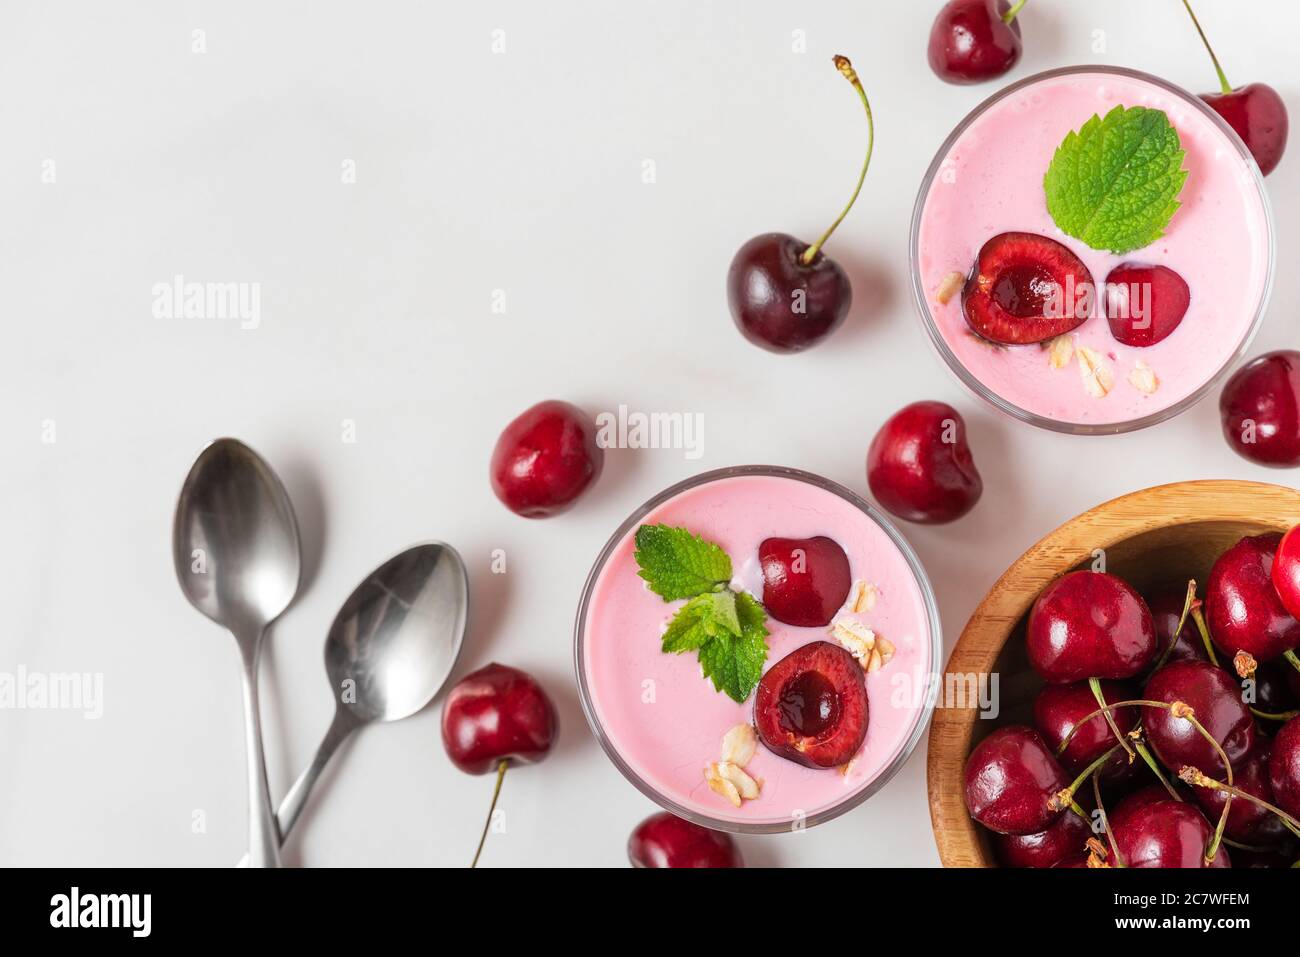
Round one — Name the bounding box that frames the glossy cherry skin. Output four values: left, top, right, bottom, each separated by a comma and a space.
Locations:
867, 401, 982, 524
1206, 533, 1300, 667
1113, 800, 1231, 868
927, 0, 1022, 85
1269, 716, 1300, 819
1145, 585, 1208, 665
1202, 84, 1288, 176
441, 664, 559, 775
963, 725, 1069, 835
1219, 351, 1300, 468
1103, 263, 1190, 347
1108, 784, 1180, 836
753, 642, 867, 768
1272, 524, 1300, 621
727, 233, 851, 353
1026, 571, 1157, 684
759, 536, 851, 627
1143, 660, 1255, 779
627, 812, 742, 868
489, 400, 604, 517
1191, 740, 1276, 842
1033, 680, 1137, 781
994, 806, 1091, 868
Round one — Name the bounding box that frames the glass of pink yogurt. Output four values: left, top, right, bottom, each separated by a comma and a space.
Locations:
574, 466, 941, 833
911, 66, 1274, 434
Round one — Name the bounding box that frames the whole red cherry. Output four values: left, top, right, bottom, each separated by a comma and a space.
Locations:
1272, 524, 1300, 622
1205, 532, 1300, 674
867, 401, 983, 524
1112, 800, 1231, 868
927, 0, 1024, 85
1219, 351, 1300, 468
490, 400, 603, 518
628, 812, 743, 868
963, 725, 1069, 835
1026, 571, 1157, 684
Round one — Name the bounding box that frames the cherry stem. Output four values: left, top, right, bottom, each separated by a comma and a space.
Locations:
1089, 677, 1135, 761
1285, 649, 1300, 676
1152, 580, 1197, 673
1093, 773, 1124, 868
1051, 743, 1123, 812
1252, 706, 1300, 722
1055, 698, 1167, 755
470, 759, 508, 869
1179, 713, 1233, 865
800, 56, 874, 266
1179, 766, 1300, 839
1002, 0, 1029, 24
1134, 734, 1183, 801
1181, 0, 1233, 96
1190, 606, 1220, 667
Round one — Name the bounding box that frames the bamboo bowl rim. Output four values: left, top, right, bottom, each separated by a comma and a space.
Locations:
926, 479, 1300, 868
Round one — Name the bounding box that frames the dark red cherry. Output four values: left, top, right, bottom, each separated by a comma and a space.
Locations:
961, 232, 1093, 345
1026, 571, 1158, 684
1107, 784, 1180, 836
866, 401, 983, 524
963, 725, 1069, 835
993, 805, 1090, 868
1271, 524, 1300, 622
753, 642, 867, 769
1145, 584, 1208, 665
1219, 351, 1300, 468
1206, 533, 1300, 670
441, 663, 559, 775
927, 0, 1023, 85
489, 400, 604, 518
1103, 263, 1190, 347
1143, 660, 1255, 779
1269, 715, 1300, 819
759, 536, 851, 627
1190, 740, 1276, 842
627, 812, 743, 868
1112, 800, 1230, 868
1033, 680, 1137, 781
727, 233, 852, 353
1202, 85, 1289, 177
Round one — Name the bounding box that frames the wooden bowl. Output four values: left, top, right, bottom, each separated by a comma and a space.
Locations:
926, 479, 1300, 868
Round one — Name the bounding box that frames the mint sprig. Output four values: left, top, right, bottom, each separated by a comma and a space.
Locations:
634, 524, 769, 703
1043, 105, 1187, 254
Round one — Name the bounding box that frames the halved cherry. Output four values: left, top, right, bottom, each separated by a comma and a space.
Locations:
1103, 263, 1190, 347
961, 232, 1094, 345
753, 641, 867, 769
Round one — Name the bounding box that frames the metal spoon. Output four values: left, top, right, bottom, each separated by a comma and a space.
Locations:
173, 437, 302, 868
264, 542, 469, 859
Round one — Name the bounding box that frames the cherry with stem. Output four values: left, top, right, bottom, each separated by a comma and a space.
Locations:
1089, 676, 1135, 761
1151, 579, 1198, 673
1179, 766, 1300, 840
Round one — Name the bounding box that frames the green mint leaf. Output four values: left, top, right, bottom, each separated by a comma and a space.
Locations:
698, 592, 769, 703
660, 591, 741, 654
634, 524, 732, 601
1043, 105, 1187, 254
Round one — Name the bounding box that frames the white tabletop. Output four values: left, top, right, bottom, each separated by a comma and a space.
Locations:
2, 0, 1295, 867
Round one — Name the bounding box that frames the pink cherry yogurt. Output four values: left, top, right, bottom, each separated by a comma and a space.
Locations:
576, 468, 938, 830
914, 67, 1272, 430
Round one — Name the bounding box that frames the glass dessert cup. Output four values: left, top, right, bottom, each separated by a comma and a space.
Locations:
910, 65, 1275, 435
574, 465, 943, 834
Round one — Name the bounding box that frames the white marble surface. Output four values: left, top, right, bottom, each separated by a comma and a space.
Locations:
1, 0, 1295, 866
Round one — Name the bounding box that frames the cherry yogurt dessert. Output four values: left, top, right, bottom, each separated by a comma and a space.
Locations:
912, 66, 1273, 433
576, 466, 940, 831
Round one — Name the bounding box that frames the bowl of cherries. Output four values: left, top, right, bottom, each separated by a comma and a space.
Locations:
927, 479, 1300, 868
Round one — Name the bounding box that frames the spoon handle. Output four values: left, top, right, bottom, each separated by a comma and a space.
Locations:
277, 706, 359, 842
237, 632, 282, 868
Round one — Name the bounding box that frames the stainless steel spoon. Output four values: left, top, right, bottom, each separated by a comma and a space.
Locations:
263, 542, 469, 859
173, 437, 302, 868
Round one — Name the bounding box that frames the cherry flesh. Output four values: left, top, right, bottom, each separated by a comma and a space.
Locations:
1146, 584, 1208, 665
759, 536, 852, 627
927, 0, 1023, 85
1026, 570, 1157, 684
441, 663, 559, 775
1219, 351, 1300, 468
1143, 660, 1255, 778
1271, 524, 1300, 622
1112, 800, 1230, 868
489, 400, 604, 518
963, 724, 1069, 835
961, 232, 1093, 345
1103, 263, 1190, 347
627, 812, 743, 868
993, 805, 1090, 868
1269, 715, 1300, 819
866, 401, 983, 524
1033, 679, 1138, 781
1190, 740, 1277, 842
1206, 532, 1300, 668
753, 641, 867, 768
